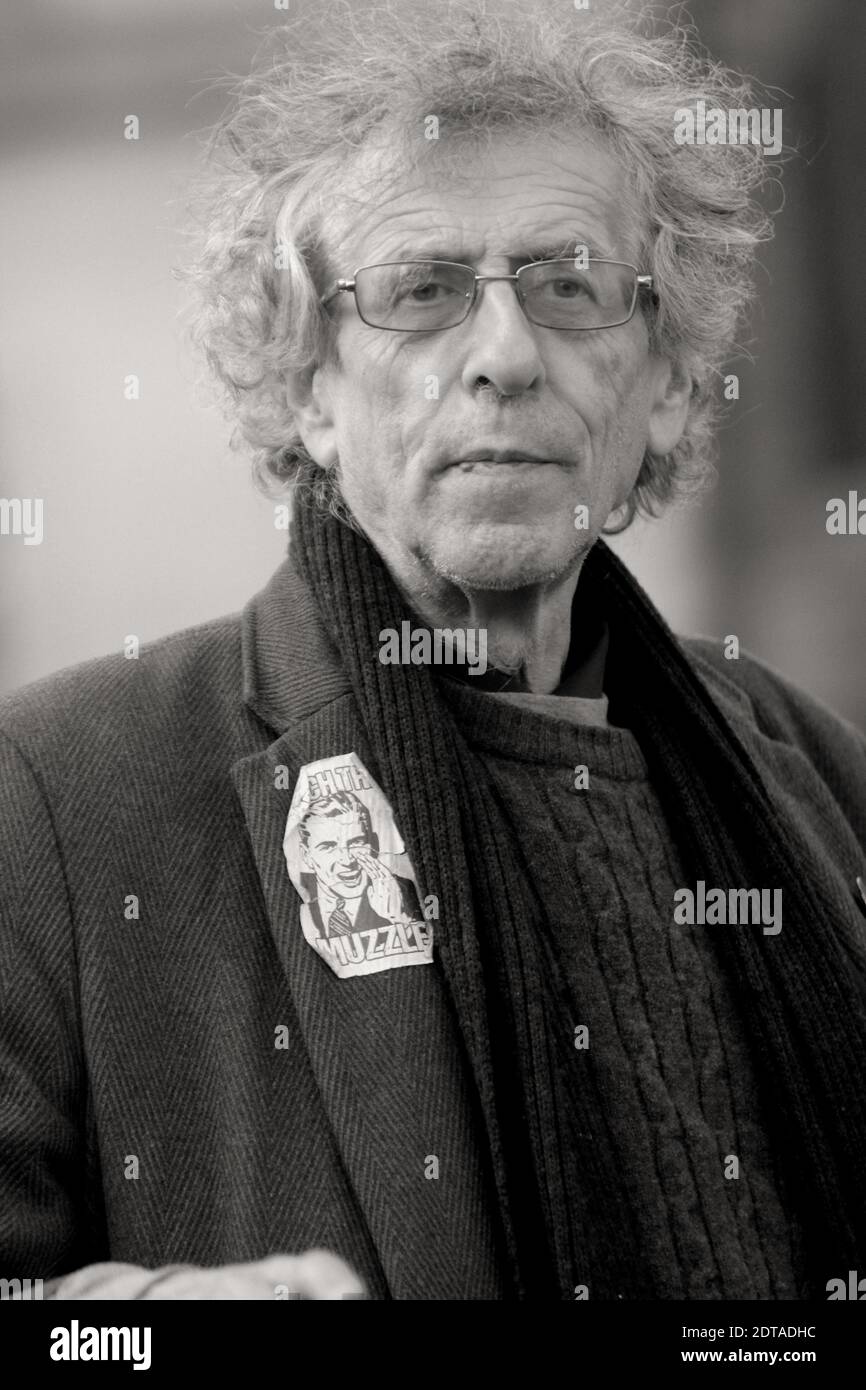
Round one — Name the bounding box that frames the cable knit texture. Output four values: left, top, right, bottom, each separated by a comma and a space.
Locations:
438, 677, 803, 1298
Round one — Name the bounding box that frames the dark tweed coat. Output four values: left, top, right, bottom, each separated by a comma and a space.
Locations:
1, 556, 865, 1297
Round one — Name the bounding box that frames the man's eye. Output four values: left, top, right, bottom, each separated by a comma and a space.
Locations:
400, 278, 455, 303
546, 276, 591, 299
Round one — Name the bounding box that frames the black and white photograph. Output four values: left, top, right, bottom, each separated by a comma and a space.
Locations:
1, 0, 865, 1362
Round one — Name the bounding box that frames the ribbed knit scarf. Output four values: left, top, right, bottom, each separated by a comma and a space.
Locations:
291, 490, 866, 1301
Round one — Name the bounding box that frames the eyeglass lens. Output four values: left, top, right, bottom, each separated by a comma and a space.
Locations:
353, 260, 638, 330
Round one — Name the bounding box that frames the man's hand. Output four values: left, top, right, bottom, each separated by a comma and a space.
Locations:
46, 1250, 367, 1300
352, 847, 411, 925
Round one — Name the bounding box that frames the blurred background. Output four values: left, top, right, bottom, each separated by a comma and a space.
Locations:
1, 0, 864, 727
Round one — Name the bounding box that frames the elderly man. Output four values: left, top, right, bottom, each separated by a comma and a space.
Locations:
1, 3, 865, 1302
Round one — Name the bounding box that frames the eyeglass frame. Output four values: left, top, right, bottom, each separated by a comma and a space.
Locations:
320, 257, 655, 332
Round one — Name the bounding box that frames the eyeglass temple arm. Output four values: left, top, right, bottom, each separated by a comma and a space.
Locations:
320, 278, 355, 306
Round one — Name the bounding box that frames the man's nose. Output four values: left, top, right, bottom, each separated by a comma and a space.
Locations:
459, 278, 546, 397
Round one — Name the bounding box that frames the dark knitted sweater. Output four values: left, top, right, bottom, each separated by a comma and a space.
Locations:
436, 674, 803, 1299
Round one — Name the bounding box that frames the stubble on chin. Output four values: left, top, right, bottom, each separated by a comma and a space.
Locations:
416, 527, 591, 596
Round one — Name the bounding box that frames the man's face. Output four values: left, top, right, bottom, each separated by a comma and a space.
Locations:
297, 129, 688, 594
301, 811, 372, 899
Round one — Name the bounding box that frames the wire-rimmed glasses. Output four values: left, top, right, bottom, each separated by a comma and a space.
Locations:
320, 257, 654, 332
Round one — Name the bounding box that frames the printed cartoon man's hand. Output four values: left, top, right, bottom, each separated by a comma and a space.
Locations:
352, 847, 410, 924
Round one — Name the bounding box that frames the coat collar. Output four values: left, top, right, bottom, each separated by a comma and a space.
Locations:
231, 546, 507, 1298
240, 547, 351, 733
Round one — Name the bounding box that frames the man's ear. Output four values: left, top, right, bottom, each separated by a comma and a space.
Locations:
288, 363, 339, 470
646, 358, 692, 458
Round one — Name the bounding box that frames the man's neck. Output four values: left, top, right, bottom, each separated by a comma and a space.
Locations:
386, 554, 584, 695
460, 577, 580, 692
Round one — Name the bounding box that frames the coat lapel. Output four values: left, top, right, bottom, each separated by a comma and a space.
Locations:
229, 553, 507, 1298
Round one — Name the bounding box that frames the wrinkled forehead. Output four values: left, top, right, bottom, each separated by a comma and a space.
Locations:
322, 124, 643, 273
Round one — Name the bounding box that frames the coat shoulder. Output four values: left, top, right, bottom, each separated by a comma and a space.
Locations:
682, 635, 864, 750
682, 634, 866, 836
0, 612, 248, 775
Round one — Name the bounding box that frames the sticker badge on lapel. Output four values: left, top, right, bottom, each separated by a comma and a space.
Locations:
283, 752, 434, 979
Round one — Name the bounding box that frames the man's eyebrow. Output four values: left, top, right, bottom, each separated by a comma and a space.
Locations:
368, 235, 615, 264
524, 236, 615, 261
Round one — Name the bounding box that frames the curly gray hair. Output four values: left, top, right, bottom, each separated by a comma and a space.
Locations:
183, 0, 780, 526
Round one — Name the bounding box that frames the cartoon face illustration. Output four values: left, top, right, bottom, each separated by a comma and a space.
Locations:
299, 793, 377, 899
285, 755, 434, 980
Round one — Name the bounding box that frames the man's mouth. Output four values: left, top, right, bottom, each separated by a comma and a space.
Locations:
453, 448, 560, 467
337, 866, 363, 885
